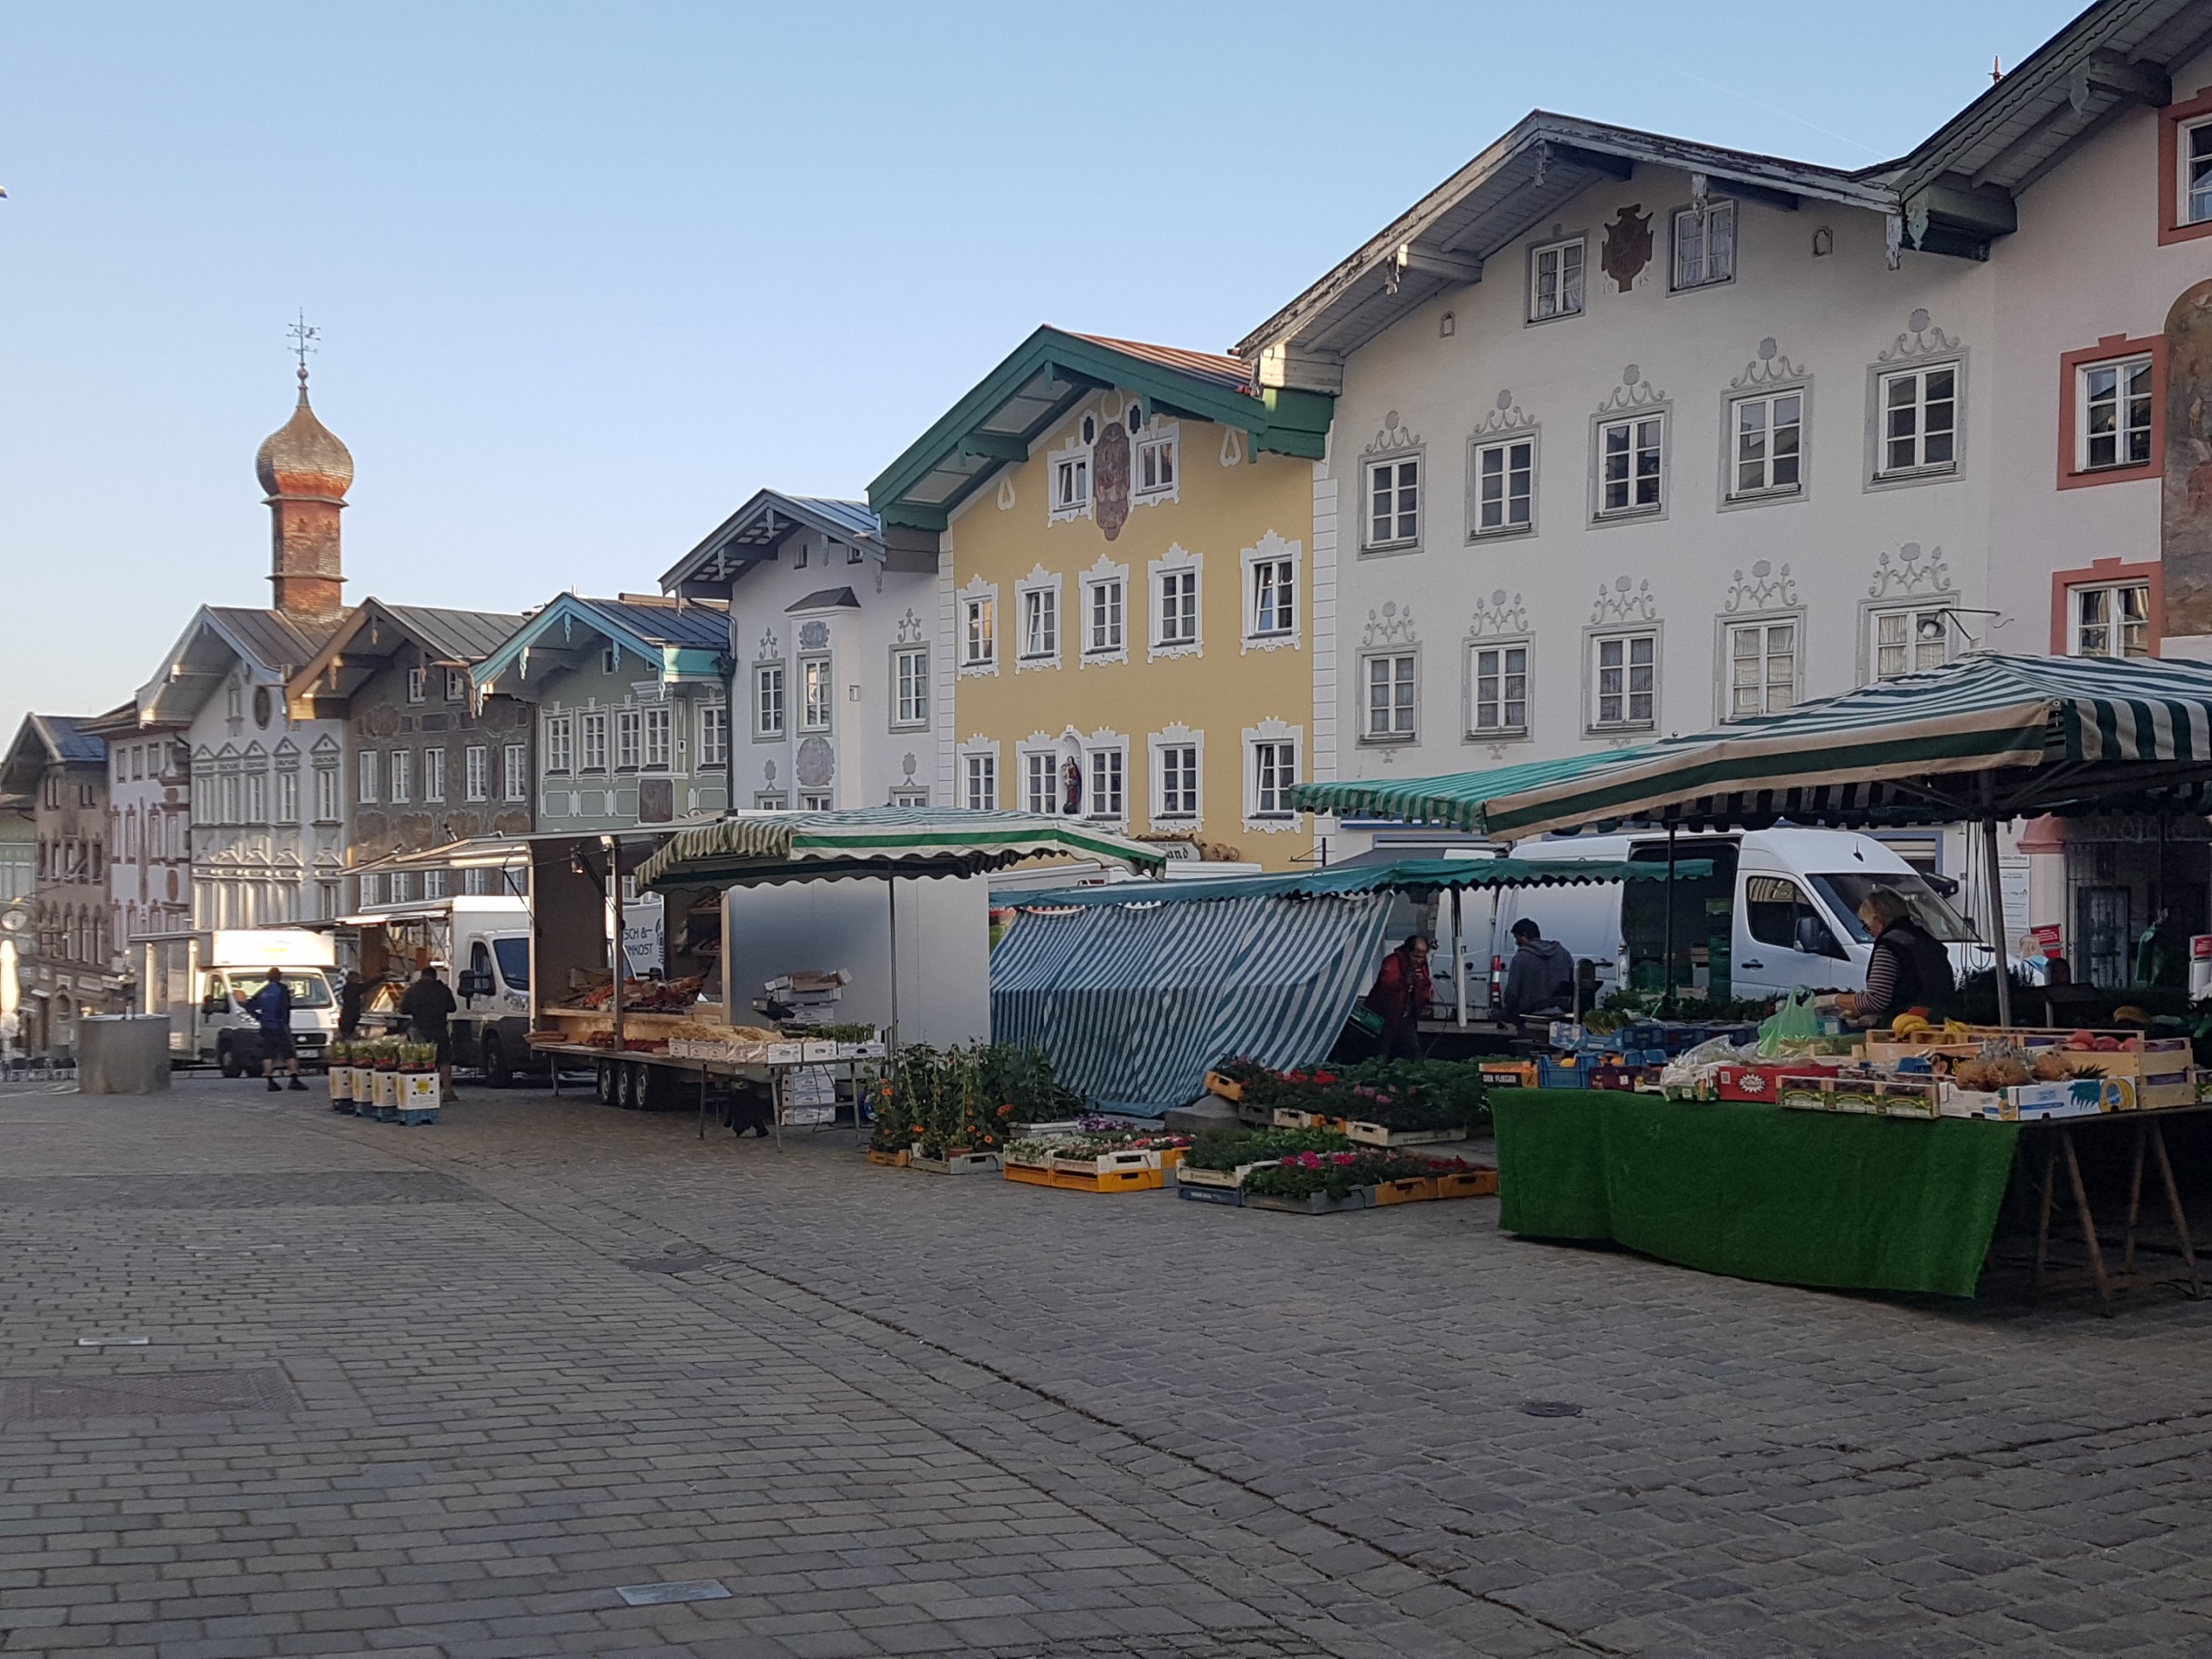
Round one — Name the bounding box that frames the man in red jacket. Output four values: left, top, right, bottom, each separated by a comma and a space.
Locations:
1365, 933, 1433, 1058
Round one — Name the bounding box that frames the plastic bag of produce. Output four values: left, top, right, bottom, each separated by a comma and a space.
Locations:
1660, 1035, 1756, 1099
1757, 987, 1821, 1058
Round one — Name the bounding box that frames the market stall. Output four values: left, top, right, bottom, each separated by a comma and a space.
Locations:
991, 857, 1710, 1116
1298, 655, 2212, 1308
630, 807, 1167, 1135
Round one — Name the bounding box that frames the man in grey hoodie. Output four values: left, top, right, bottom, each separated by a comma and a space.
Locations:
1500, 919, 1577, 1020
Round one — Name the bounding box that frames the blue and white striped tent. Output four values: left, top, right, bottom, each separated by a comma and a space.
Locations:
990, 893, 1392, 1118
990, 857, 1710, 1116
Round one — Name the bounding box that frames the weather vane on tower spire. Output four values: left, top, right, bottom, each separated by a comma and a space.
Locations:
288, 310, 319, 392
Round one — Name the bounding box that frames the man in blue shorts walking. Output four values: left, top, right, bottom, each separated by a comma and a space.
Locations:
244, 967, 308, 1092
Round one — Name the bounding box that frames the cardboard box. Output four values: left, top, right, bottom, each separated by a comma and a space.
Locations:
1972, 1077, 2132, 1121
1714, 1062, 1842, 1103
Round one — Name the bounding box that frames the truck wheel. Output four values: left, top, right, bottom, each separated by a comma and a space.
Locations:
219, 1039, 242, 1079
621, 1063, 645, 1110
596, 1059, 617, 1105
481, 1034, 510, 1090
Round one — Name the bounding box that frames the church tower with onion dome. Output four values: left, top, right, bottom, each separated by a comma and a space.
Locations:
254, 352, 353, 624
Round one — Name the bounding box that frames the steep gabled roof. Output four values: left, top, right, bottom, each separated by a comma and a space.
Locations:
136, 605, 341, 727
1234, 112, 1889, 365
868, 325, 1333, 535
1886, 0, 2212, 253
284, 600, 527, 714
1238, 1, 2212, 367
472, 593, 730, 700
1, 713, 107, 793
661, 489, 884, 594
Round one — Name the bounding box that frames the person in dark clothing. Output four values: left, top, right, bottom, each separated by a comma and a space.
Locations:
336, 970, 367, 1039
244, 967, 307, 1091
1499, 919, 1578, 1020
398, 965, 461, 1103
1845, 888, 1957, 1027
1365, 934, 1433, 1058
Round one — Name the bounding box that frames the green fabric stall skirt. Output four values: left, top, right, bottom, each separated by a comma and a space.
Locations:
1491, 1088, 2020, 1299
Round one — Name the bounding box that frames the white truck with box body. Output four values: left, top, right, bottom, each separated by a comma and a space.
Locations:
352, 895, 537, 1085
1482, 828, 2012, 1005
137, 928, 341, 1073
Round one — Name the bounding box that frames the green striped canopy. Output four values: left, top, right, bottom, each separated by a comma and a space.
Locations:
1295, 654, 2212, 839
995, 856, 1713, 908
634, 806, 1167, 890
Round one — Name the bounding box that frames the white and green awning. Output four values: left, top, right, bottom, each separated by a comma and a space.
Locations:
1296, 654, 2212, 839
635, 807, 1167, 890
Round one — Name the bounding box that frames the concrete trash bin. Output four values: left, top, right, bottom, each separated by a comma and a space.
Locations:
78, 1014, 173, 1096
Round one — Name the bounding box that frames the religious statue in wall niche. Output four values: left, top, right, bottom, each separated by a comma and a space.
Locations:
1094, 417, 1132, 541
1601, 204, 1652, 293
2164, 279, 2212, 637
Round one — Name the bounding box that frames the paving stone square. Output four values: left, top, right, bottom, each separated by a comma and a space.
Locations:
3, 1075, 2210, 1657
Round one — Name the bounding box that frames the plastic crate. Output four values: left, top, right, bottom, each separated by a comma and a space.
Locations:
1536, 1058, 1588, 1090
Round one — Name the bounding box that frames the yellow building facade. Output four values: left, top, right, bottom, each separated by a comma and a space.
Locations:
870, 330, 1336, 868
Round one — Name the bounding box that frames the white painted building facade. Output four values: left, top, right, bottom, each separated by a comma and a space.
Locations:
139, 607, 352, 931
1238, 3, 2212, 976
661, 492, 942, 811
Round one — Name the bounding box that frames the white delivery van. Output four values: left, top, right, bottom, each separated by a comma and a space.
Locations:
353, 895, 537, 1085
1494, 828, 2001, 1002
138, 928, 341, 1073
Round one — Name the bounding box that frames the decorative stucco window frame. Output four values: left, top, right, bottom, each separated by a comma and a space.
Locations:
1081, 728, 1131, 831
1718, 340, 1812, 513
1046, 412, 1097, 525
1465, 396, 1540, 542
888, 643, 931, 732
1464, 607, 1534, 747
1078, 554, 1129, 669
1147, 543, 1204, 662
1358, 415, 1424, 556
1587, 368, 1671, 527
1242, 718, 1305, 834
750, 662, 786, 741
1014, 733, 1062, 818
957, 575, 1001, 678
1357, 646, 1421, 747
1712, 563, 1804, 723
1147, 724, 1205, 832
1240, 531, 1303, 654
1128, 412, 1181, 510
1864, 312, 1967, 493
1583, 575, 1663, 737
956, 734, 1001, 810
1857, 542, 1957, 684
2056, 333, 2167, 490
1014, 564, 1064, 672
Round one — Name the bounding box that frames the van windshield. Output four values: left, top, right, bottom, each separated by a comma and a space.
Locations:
227, 970, 334, 1007
1808, 874, 1977, 944
493, 938, 529, 991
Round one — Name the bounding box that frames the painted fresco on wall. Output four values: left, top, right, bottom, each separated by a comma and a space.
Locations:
1094, 419, 1131, 541
2164, 279, 2212, 636
1601, 205, 1652, 293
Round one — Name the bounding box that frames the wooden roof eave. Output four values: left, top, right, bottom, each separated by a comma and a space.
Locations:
870, 326, 1300, 531
1235, 116, 1898, 361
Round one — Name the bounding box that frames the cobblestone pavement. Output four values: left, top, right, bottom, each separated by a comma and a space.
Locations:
3, 1078, 2211, 1658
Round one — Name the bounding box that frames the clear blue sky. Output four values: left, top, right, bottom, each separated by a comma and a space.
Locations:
1, 0, 2081, 743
